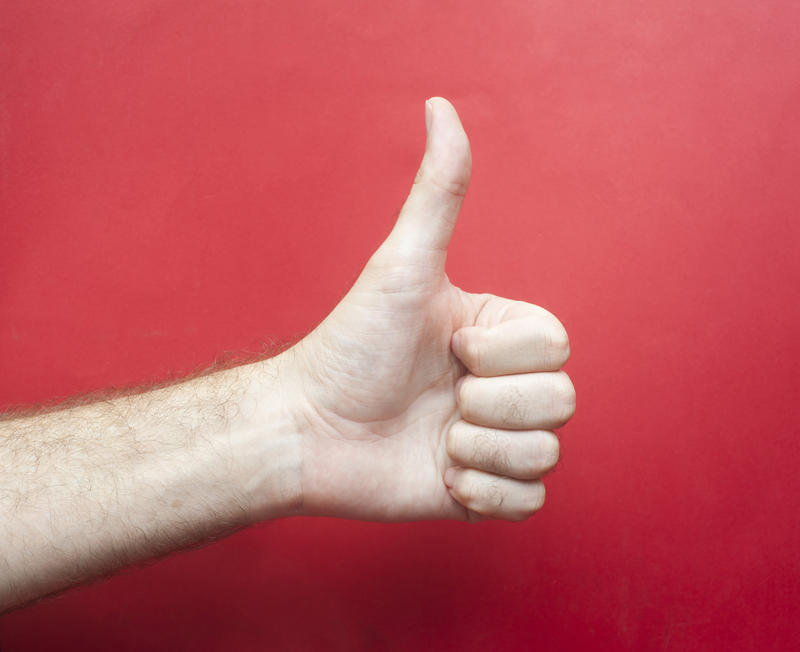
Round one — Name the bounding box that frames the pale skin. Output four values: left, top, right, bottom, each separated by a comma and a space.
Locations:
0, 98, 575, 612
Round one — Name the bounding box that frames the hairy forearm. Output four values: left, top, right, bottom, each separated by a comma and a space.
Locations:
0, 355, 302, 612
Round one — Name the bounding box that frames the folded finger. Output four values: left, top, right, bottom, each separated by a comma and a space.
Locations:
446, 420, 560, 480
444, 467, 546, 522
452, 308, 569, 377
456, 371, 576, 430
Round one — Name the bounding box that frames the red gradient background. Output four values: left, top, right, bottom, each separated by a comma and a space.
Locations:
2, 1, 799, 649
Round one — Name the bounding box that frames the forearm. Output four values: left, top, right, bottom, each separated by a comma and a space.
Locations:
0, 355, 302, 612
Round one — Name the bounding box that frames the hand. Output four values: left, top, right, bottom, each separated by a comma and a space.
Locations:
0, 97, 574, 612
278, 98, 575, 522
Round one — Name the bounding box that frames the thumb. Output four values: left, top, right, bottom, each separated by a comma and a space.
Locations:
388, 97, 472, 253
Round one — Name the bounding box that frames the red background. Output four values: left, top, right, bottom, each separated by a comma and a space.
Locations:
2, 1, 799, 649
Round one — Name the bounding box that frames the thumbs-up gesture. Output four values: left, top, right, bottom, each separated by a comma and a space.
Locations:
278, 98, 575, 522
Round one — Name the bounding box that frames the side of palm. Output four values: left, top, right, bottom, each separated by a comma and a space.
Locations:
291, 244, 479, 521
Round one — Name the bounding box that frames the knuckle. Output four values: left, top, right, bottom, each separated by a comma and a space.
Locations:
518, 456, 538, 478
479, 479, 505, 509
519, 432, 559, 477
527, 483, 547, 513
552, 373, 577, 423
437, 174, 470, 198
472, 430, 511, 474
547, 323, 571, 366
507, 484, 545, 522
500, 384, 528, 427
422, 162, 470, 198
536, 432, 560, 471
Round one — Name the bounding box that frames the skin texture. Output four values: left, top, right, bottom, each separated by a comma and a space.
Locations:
276, 97, 575, 523
0, 98, 574, 612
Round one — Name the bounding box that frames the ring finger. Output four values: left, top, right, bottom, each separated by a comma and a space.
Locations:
446, 420, 560, 480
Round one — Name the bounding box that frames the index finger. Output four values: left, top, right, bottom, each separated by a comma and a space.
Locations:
452, 312, 570, 377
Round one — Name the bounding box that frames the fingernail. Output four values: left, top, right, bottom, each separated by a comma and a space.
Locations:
451, 331, 462, 357
454, 375, 466, 397
444, 467, 456, 488
425, 99, 433, 134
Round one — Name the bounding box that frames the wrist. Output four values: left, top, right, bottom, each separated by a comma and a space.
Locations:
233, 352, 305, 523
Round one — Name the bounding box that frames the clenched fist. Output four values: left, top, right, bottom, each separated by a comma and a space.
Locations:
274, 97, 575, 523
